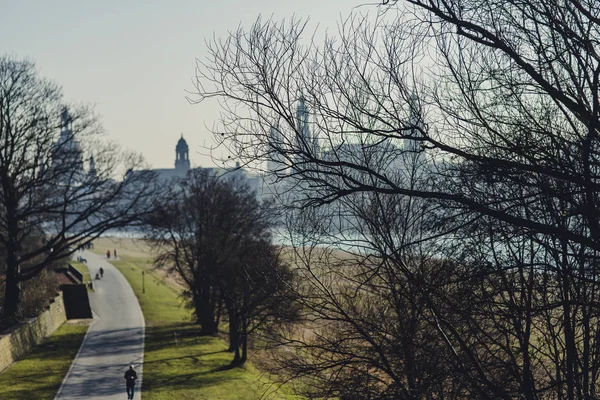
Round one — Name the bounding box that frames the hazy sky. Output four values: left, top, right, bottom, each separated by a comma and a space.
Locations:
0, 0, 368, 169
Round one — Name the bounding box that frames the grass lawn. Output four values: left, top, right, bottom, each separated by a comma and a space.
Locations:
112, 255, 302, 400
70, 260, 92, 291
0, 322, 89, 400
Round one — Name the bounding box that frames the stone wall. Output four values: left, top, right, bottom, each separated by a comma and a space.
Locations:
0, 293, 66, 373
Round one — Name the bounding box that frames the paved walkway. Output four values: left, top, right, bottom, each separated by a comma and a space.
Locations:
55, 251, 145, 400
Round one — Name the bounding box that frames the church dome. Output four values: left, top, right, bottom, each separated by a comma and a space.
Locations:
176, 136, 189, 152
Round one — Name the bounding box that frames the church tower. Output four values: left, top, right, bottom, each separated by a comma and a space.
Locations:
268, 121, 285, 175
296, 93, 318, 159
297, 94, 309, 144
88, 156, 97, 179
405, 92, 424, 152
52, 107, 84, 175
175, 135, 190, 171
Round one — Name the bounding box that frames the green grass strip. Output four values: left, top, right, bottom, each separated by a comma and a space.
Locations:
70, 260, 92, 291
0, 323, 89, 400
112, 256, 302, 400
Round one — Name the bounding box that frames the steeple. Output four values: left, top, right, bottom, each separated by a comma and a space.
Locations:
59, 107, 74, 144
175, 134, 190, 171
296, 93, 318, 157
405, 91, 423, 152
88, 156, 97, 178
53, 107, 83, 173
61, 107, 72, 133
268, 121, 285, 175
296, 94, 309, 144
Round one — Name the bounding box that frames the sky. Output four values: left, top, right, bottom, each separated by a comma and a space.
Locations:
0, 0, 370, 170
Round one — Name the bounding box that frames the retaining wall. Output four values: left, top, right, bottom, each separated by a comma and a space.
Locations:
61, 284, 92, 319
0, 293, 66, 373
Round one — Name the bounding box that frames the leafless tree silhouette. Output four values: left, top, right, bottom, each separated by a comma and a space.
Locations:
145, 170, 298, 365
0, 56, 158, 325
192, 1, 600, 397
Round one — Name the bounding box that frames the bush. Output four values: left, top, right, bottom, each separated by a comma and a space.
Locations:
0, 266, 60, 328
18, 268, 60, 319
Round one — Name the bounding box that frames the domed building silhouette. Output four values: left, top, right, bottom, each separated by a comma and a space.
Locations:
136, 136, 260, 194
175, 135, 190, 172
149, 135, 192, 180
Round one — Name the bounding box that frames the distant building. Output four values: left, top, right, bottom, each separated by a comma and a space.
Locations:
131, 135, 261, 196
260, 90, 432, 230
149, 135, 191, 180
405, 91, 425, 153
49, 107, 102, 185
52, 108, 84, 174
175, 135, 191, 171
267, 122, 286, 177
88, 156, 97, 179
295, 94, 318, 162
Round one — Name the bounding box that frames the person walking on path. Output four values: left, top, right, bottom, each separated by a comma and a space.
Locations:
114, 248, 117, 258
106, 249, 111, 259
99, 266, 104, 278
124, 365, 138, 399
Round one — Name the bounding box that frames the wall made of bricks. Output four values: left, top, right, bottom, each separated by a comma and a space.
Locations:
0, 293, 66, 373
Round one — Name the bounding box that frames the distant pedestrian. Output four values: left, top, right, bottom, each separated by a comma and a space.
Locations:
124, 365, 138, 399
114, 248, 117, 259
99, 267, 104, 278
106, 249, 110, 259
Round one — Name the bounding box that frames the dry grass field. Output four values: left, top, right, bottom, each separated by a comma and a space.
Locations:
92, 237, 157, 259
91, 237, 187, 289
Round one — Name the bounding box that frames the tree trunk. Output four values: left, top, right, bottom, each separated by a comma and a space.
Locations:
215, 296, 222, 327
240, 332, 247, 364
194, 292, 218, 335
227, 312, 237, 352
2, 194, 21, 325
229, 316, 242, 366
231, 341, 241, 366
561, 239, 575, 400
2, 255, 21, 324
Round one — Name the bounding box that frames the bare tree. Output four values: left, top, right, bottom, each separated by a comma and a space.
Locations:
270, 205, 465, 399
147, 170, 271, 334
191, 1, 600, 398
222, 238, 299, 366
194, 1, 600, 250
0, 56, 158, 325
0, 238, 63, 319
146, 169, 298, 365
267, 162, 600, 400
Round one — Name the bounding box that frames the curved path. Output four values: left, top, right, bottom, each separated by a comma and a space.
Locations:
55, 251, 145, 400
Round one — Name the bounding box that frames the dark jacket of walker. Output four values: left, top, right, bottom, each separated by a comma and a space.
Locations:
125, 369, 137, 386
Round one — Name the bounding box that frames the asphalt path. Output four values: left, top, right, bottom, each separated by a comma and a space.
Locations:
55, 250, 145, 400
